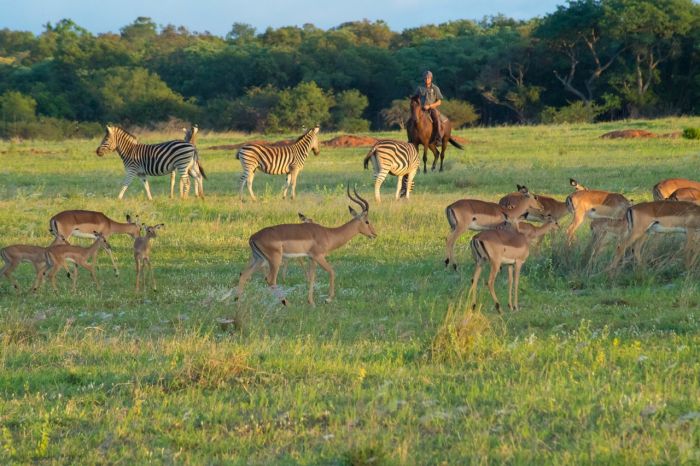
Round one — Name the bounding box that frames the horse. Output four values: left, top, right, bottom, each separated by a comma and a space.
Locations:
406, 94, 464, 173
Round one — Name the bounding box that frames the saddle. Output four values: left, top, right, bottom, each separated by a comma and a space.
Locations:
426, 113, 449, 124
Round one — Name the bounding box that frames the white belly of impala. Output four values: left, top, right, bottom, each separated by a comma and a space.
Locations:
649, 223, 685, 234
72, 230, 97, 239
283, 253, 310, 258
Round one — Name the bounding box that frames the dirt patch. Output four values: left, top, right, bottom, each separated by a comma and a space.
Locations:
322, 135, 378, 148
207, 139, 294, 151
600, 129, 657, 139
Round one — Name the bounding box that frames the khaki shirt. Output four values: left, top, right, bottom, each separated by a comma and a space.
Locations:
414, 84, 444, 106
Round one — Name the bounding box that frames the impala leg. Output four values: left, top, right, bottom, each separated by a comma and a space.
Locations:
48, 262, 60, 291
1, 261, 20, 292
236, 257, 264, 300
83, 261, 99, 290
170, 172, 176, 199
566, 210, 586, 244
487, 261, 502, 313
307, 260, 317, 305
445, 223, 468, 271
632, 234, 649, 266
70, 263, 79, 292
118, 173, 135, 200
313, 256, 335, 303
507, 265, 514, 311
610, 229, 646, 271
104, 247, 119, 277
513, 261, 523, 311
468, 262, 483, 309
146, 258, 156, 291
31, 263, 47, 292
264, 251, 286, 305
685, 232, 700, 268
135, 258, 141, 293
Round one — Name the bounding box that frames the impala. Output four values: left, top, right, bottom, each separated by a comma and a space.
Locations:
444, 194, 543, 270
589, 217, 628, 260
49, 210, 141, 275
505, 185, 569, 222
134, 224, 164, 292
609, 201, 700, 270
468, 228, 532, 312
1, 236, 68, 293
46, 233, 112, 291
669, 187, 700, 204
236, 186, 376, 305
565, 178, 630, 243
652, 178, 700, 200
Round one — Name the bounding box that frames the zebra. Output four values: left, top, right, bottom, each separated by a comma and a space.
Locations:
96, 125, 206, 200
236, 126, 320, 201
168, 124, 205, 198
363, 139, 420, 202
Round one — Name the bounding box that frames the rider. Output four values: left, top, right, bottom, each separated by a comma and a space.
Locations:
414, 70, 444, 144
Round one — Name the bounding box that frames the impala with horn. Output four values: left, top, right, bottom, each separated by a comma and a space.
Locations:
565, 178, 630, 243
652, 178, 700, 201
609, 201, 700, 270
444, 194, 543, 270
49, 210, 141, 275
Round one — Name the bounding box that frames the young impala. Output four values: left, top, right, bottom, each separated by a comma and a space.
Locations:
134, 224, 164, 292
1, 236, 67, 293
236, 186, 377, 305
469, 220, 559, 312
444, 193, 543, 270
589, 217, 629, 260
505, 185, 569, 222
49, 210, 140, 275
653, 178, 700, 200
669, 187, 700, 204
45, 233, 112, 292
565, 178, 630, 243
609, 201, 700, 270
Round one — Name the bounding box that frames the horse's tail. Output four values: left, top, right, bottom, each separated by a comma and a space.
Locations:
448, 137, 464, 150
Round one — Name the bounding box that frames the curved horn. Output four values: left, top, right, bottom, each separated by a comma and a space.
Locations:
347, 183, 364, 211
353, 185, 369, 212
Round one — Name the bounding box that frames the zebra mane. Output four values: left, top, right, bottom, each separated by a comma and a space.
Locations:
112, 126, 138, 144
295, 127, 317, 146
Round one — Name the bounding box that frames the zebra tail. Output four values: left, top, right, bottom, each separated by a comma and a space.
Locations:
363, 149, 375, 170
449, 137, 464, 150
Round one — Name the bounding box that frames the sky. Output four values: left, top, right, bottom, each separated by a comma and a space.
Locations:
0, 0, 564, 36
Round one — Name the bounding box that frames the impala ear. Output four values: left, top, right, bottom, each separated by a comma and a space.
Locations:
349, 206, 359, 217
569, 178, 578, 186
155, 224, 164, 229
126, 214, 132, 223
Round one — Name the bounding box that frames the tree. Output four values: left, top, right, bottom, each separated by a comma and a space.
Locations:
380, 99, 409, 129
271, 81, 333, 131
0, 91, 37, 122
226, 23, 257, 44
331, 89, 370, 132
441, 100, 480, 128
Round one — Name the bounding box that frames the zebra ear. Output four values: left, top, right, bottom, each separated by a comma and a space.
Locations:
106, 125, 114, 134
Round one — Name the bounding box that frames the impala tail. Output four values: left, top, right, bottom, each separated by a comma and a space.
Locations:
445, 205, 458, 231
652, 183, 663, 201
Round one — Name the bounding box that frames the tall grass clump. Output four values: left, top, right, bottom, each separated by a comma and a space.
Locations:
682, 127, 700, 139
431, 297, 502, 363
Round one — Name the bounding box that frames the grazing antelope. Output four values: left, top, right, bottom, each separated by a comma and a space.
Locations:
45, 233, 112, 291
589, 217, 628, 260
609, 201, 700, 270
363, 140, 420, 202
236, 186, 376, 305
1, 236, 68, 293
444, 194, 543, 270
669, 187, 700, 204
170, 124, 205, 198
468, 228, 532, 312
513, 218, 560, 243
49, 210, 140, 276
565, 178, 630, 243
652, 178, 700, 200
506, 185, 569, 222
134, 224, 164, 292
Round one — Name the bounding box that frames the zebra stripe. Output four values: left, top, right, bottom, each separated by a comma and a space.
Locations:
237, 127, 320, 201
363, 140, 420, 202
96, 126, 203, 200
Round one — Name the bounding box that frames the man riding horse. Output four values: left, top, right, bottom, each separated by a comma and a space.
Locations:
413, 70, 444, 144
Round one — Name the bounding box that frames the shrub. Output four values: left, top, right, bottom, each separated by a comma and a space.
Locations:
540, 101, 602, 124
336, 117, 370, 133
440, 99, 479, 128
331, 90, 370, 132
682, 128, 700, 140
0, 91, 37, 122
0, 117, 103, 140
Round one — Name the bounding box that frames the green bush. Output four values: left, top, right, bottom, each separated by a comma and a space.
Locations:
0, 91, 37, 122
682, 128, 700, 140
540, 101, 602, 124
440, 99, 479, 128
336, 117, 370, 133
0, 117, 103, 140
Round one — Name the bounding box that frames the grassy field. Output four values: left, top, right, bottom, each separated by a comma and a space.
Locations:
1, 118, 699, 464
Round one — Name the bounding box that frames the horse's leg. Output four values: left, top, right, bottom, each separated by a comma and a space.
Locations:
429, 144, 440, 172
422, 144, 428, 174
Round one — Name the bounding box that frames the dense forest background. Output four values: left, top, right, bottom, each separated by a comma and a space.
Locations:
1, 0, 699, 138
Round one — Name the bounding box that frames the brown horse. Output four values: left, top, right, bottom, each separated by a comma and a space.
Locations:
406, 95, 464, 173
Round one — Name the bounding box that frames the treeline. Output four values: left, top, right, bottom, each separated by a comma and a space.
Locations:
1, 0, 699, 138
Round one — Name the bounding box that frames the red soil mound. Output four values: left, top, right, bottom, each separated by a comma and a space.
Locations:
322, 135, 378, 148
600, 129, 656, 139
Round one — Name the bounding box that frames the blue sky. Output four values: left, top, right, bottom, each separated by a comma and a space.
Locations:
0, 0, 564, 36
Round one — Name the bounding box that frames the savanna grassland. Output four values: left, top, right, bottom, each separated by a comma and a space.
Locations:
1, 119, 700, 464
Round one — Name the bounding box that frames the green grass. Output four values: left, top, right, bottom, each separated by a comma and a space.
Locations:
1, 119, 700, 464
